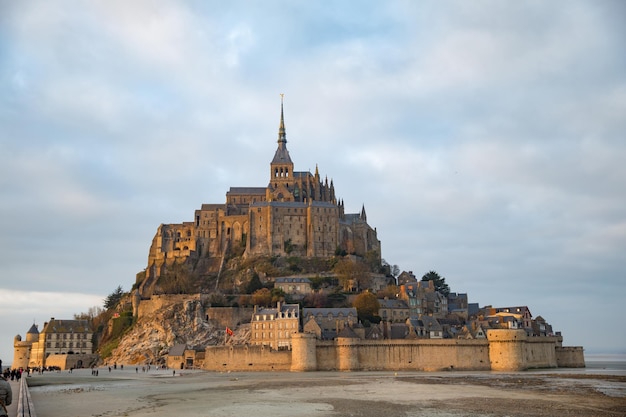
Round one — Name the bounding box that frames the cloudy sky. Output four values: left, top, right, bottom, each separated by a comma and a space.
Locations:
1, 1, 624, 363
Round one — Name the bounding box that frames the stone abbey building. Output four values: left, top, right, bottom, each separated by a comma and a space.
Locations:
140, 99, 381, 296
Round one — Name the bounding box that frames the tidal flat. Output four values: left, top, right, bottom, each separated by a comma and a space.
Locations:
26, 366, 626, 417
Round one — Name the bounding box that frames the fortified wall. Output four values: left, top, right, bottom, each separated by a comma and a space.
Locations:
203, 330, 585, 372
43, 353, 99, 370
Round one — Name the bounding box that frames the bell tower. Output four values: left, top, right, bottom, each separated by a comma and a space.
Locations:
269, 94, 294, 200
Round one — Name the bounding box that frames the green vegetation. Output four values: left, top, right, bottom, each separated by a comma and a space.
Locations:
421, 270, 450, 296
353, 291, 380, 323
104, 285, 124, 309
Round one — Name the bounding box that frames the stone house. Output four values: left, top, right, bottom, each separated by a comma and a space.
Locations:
425, 291, 448, 318
274, 277, 313, 297
399, 280, 448, 317
250, 302, 300, 350
531, 316, 553, 337
488, 306, 533, 329
14, 318, 95, 370
167, 344, 204, 369
302, 307, 358, 340
397, 271, 417, 286
378, 298, 410, 323
407, 316, 443, 339
447, 293, 469, 319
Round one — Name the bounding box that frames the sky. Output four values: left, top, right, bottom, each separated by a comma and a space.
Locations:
1, 1, 625, 364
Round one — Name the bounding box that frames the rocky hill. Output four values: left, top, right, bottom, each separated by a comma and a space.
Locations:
106, 296, 248, 366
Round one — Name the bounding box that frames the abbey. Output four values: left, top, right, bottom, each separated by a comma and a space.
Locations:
141, 99, 381, 296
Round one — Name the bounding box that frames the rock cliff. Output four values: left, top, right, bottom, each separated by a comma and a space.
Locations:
107, 297, 245, 365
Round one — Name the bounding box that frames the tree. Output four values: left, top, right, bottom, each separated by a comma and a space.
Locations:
391, 264, 400, 278
376, 285, 400, 300
352, 291, 380, 322
103, 285, 124, 310
270, 287, 286, 304
333, 259, 370, 292
251, 288, 272, 307
303, 292, 329, 308
421, 270, 450, 296
245, 273, 264, 294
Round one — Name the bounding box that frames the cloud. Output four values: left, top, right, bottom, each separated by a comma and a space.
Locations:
0, 0, 625, 362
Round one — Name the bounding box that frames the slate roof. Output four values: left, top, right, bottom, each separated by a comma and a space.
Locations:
378, 299, 409, 309
337, 326, 360, 339
42, 318, 92, 333
303, 308, 357, 318
390, 323, 409, 339
168, 344, 186, 356
275, 277, 312, 284
227, 187, 266, 195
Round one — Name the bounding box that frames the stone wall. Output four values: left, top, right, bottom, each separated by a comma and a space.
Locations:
204, 345, 291, 371
555, 346, 585, 368
523, 337, 559, 369
487, 329, 566, 371
45, 353, 99, 370
354, 339, 490, 371
205, 307, 253, 329
203, 330, 584, 372
137, 294, 203, 319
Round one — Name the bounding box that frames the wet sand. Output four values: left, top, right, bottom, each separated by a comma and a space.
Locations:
25, 367, 626, 417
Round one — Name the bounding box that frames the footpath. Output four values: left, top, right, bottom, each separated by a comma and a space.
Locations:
6, 379, 18, 417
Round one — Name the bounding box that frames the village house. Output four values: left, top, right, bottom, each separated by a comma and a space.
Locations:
399, 280, 448, 318
302, 307, 358, 339
250, 302, 300, 350
273, 277, 313, 298
447, 292, 469, 319
378, 298, 410, 323
407, 316, 444, 339
396, 270, 417, 285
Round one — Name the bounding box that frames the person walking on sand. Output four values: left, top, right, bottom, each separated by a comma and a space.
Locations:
0, 373, 12, 417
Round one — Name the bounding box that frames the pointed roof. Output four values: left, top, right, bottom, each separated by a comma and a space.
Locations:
27, 324, 39, 334
337, 325, 360, 339
272, 94, 293, 164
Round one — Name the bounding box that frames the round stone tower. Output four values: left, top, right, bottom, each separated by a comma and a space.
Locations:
290, 333, 317, 371
487, 329, 527, 371
13, 334, 30, 370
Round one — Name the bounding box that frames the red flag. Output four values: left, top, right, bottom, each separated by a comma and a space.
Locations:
226, 327, 234, 336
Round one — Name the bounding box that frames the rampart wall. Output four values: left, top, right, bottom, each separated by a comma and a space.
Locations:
137, 294, 203, 319
205, 307, 253, 329
203, 330, 583, 372
204, 344, 291, 372
555, 346, 585, 368
45, 353, 99, 370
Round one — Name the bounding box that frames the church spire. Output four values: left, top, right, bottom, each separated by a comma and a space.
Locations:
270, 94, 293, 183
278, 93, 286, 146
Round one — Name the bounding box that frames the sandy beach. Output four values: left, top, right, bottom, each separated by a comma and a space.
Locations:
22, 366, 626, 417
